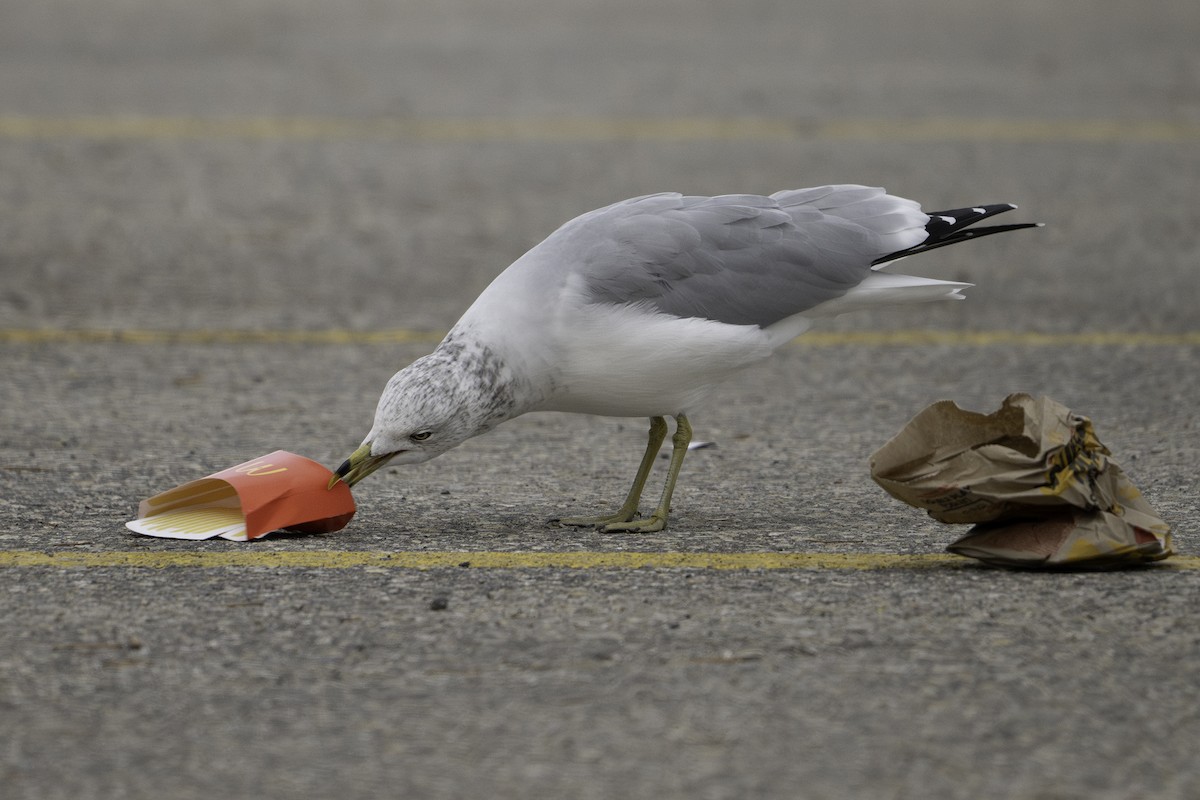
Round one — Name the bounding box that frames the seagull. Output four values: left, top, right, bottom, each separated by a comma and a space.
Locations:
332, 185, 1037, 532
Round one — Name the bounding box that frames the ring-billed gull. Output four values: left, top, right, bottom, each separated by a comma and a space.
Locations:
332, 185, 1037, 532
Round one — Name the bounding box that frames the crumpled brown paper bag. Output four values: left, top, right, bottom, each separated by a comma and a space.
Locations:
870, 393, 1172, 568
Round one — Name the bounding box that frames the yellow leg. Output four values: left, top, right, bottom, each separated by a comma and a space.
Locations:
557, 416, 668, 529
600, 414, 692, 534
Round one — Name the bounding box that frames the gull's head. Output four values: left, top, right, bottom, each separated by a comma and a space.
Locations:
330, 353, 499, 487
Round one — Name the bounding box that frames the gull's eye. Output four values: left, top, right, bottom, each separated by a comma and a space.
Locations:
409, 431, 433, 442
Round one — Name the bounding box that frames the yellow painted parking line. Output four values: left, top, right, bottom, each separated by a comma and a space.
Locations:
1, 115, 1198, 144
0, 328, 444, 346
0, 549, 961, 570
801, 330, 1200, 347
2, 328, 1198, 347
1, 549, 1197, 571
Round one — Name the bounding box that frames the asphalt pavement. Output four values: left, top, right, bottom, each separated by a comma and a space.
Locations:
2, 1, 1199, 798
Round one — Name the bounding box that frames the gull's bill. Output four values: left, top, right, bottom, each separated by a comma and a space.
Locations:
330, 443, 396, 488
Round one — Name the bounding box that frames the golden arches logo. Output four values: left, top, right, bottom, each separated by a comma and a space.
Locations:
230, 461, 288, 477
1041, 419, 1108, 498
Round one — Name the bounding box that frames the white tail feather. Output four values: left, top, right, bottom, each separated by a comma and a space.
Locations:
807, 272, 972, 317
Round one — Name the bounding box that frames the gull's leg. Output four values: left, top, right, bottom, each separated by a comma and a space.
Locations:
601, 414, 691, 534
557, 416, 668, 528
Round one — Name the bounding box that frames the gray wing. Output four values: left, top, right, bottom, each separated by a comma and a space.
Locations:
561, 186, 929, 327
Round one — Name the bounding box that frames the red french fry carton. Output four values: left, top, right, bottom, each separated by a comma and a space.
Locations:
126, 451, 355, 541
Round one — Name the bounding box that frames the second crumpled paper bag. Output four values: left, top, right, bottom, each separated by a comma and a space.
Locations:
870, 393, 1172, 568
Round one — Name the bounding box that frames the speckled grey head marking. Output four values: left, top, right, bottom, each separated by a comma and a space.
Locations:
368, 329, 537, 460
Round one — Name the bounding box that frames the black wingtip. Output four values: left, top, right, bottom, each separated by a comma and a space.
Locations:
872, 203, 1040, 266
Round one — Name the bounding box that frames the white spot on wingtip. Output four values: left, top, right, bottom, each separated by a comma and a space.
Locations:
972, 207, 986, 215
937, 215, 956, 224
